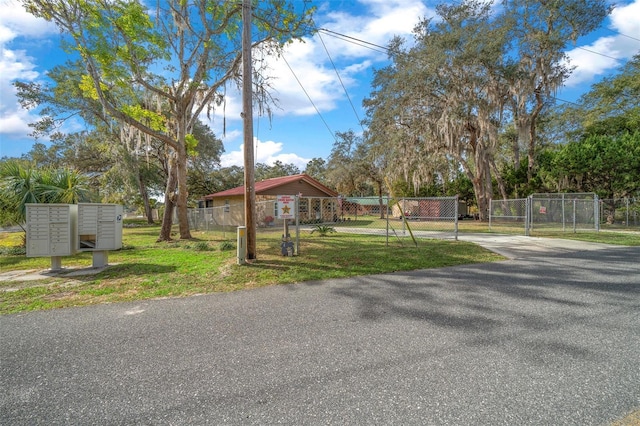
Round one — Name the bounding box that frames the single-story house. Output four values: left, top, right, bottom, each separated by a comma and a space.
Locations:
200, 174, 339, 226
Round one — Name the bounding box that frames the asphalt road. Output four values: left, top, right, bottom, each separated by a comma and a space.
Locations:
1, 241, 639, 425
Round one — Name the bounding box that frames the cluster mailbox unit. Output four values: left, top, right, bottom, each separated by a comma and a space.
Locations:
26, 203, 123, 271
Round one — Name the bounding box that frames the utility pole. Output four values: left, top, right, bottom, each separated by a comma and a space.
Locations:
242, 0, 256, 260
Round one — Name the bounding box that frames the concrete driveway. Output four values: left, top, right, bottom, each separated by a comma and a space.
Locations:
457, 233, 623, 259
1, 236, 639, 425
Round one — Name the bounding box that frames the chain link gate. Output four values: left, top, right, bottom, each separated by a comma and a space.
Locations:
490, 193, 601, 235
528, 193, 599, 233
489, 198, 530, 235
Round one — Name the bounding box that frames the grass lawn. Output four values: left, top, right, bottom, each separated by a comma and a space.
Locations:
2, 220, 639, 315
0, 223, 503, 314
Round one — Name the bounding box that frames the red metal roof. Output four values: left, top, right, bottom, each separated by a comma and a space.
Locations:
203, 173, 338, 199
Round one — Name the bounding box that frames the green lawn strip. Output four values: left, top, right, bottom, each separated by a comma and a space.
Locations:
3, 223, 638, 315
0, 230, 502, 314
530, 230, 640, 245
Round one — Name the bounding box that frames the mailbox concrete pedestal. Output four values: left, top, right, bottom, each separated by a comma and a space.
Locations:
92, 251, 109, 268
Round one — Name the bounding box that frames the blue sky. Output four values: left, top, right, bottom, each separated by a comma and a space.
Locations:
1, 0, 639, 169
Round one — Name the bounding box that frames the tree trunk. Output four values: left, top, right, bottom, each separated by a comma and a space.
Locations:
175, 139, 192, 240
472, 165, 490, 222
527, 91, 544, 182
137, 171, 154, 225
377, 180, 386, 219
490, 159, 509, 201
168, 109, 192, 241
463, 127, 492, 221
157, 158, 178, 242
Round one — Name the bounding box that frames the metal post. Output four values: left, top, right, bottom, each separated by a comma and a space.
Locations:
562, 193, 566, 232
626, 197, 630, 227
595, 195, 600, 232
454, 195, 459, 241
490, 198, 493, 231
573, 199, 577, 233
385, 196, 389, 247
295, 195, 300, 255
525, 196, 531, 236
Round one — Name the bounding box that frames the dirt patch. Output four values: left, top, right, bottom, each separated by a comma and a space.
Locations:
1, 277, 85, 293
611, 409, 640, 426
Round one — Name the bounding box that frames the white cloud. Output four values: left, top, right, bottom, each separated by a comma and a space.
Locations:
565, 36, 621, 86
0, 4, 58, 38
320, 0, 432, 59
0, 110, 32, 135
265, 41, 346, 116
564, 0, 640, 87
0, 47, 40, 138
245, 0, 431, 119
0, 3, 58, 139
208, 0, 432, 167
0, 25, 16, 45
0, 48, 39, 81
220, 138, 310, 170
610, 0, 640, 37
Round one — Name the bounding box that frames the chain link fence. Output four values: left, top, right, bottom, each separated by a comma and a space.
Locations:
182, 196, 461, 245
529, 193, 599, 233
490, 193, 601, 235
600, 197, 640, 228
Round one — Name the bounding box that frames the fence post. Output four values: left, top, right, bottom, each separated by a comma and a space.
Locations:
562, 193, 566, 232
385, 196, 390, 247
595, 195, 600, 232
454, 195, 459, 241
488, 198, 492, 231
295, 195, 300, 255
626, 197, 630, 227
525, 196, 531, 236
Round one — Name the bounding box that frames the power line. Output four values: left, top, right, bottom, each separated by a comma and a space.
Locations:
279, 53, 337, 144
314, 24, 366, 134
576, 46, 629, 62
317, 28, 391, 56
551, 96, 583, 107
318, 25, 638, 65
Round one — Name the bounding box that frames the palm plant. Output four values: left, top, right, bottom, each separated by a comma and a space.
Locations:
0, 160, 92, 232
310, 224, 337, 237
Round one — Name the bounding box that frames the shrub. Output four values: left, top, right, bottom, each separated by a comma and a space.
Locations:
219, 241, 235, 251
310, 225, 336, 236
0, 246, 26, 255
192, 241, 211, 251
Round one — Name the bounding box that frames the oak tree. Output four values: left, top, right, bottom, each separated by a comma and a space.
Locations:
22, 0, 314, 241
